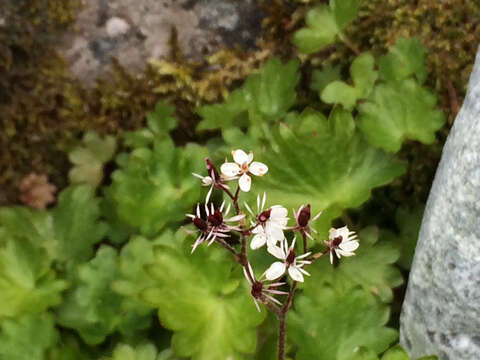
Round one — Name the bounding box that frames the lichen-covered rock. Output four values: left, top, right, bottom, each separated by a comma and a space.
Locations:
400, 46, 480, 360
57, 0, 264, 85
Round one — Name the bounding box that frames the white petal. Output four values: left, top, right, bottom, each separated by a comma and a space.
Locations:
225, 214, 245, 222
337, 249, 355, 257
265, 262, 286, 280
232, 149, 250, 165
253, 298, 261, 312
243, 266, 252, 285
266, 233, 281, 248
249, 162, 268, 177
251, 234, 267, 250
329, 251, 333, 264
329, 226, 350, 241
339, 240, 359, 252
205, 185, 213, 203
251, 224, 263, 234
267, 244, 285, 260
244, 202, 255, 216
270, 205, 288, 225
239, 173, 252, 192
288, 266, 304, 282
247, 151, 254, 164
221, 162, 241, 177
266, 223, 284, 242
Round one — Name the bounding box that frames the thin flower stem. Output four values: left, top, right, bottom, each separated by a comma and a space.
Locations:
301, 231, 307, 254
278, 281, 298, 360
310, 249, 329, 263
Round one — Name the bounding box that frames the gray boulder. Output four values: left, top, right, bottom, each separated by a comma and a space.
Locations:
400, 45, 480, 360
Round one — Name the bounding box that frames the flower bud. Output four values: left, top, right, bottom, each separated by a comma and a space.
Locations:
205, 158, 220, 181
208, 209, 223, 227
297, 204, 311, 227
251, 281, 263, 299
193, 217, 208, 232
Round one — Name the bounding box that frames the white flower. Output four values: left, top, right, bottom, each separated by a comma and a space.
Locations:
186, 202, 244, 253
245, 193, 288, 250
243, 262, 288, 312
326, 226, 359, 264
220, 149, 268, 192
264, 237, 311, 282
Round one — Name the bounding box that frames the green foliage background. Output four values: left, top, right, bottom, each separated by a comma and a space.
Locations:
0, 0, 462, 358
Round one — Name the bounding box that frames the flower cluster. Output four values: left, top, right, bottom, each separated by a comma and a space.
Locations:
186, 149, 360, 311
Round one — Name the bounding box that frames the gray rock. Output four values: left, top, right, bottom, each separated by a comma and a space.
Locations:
105, 17, 130, 37
400, 45, 480, 360
56, 0, 264, 86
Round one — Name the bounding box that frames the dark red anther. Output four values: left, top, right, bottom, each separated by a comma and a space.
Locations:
193, 217, 208, 232
208, 209, 223, 227
258, 208, 272, 223
332, 236, 343, 247
298, 204, 311, 227
286, 249, 296, 266
251, 281, 263, 299
205, 158, 220, 181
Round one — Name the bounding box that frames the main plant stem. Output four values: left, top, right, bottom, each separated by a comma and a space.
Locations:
278, 281, 297, 360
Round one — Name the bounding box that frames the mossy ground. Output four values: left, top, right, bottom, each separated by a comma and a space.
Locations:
1, 0, 479, 206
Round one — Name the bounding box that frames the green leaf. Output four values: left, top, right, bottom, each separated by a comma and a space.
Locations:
328, 106, 355, 139
311, 227, 403, 302
141, 231, 265, 360
346, 347, 378, 360
0, 313, 58, 360
382, 206, 424, 270
322, 53, 377, 109
292, 5, 338, 53
358, 79, 445, 152
197, 58, 299, 138
0, 237, 67, 317
69, 131, 116, 187
381, 345, 410, 360
379, 38, 427, 84
124, 101, 177, 148
47, 335, 97, 360
53, 185, 108, 264
147, 101, 177, 134
197, 90, 249, 131
57, 246, 151, 345
255, 112, 405, 234
345, 345, 438, 360
332, 0, 363, 29
289, 281, 398, 360
311, 64, 342, 94
110, 140, 208, 236
243, 59, 300, 122
0, 207, 57, 259
112, 234, 166, 316
292, 0, 361, 53
104, 343, 159, 360
382, 345, 438, 360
